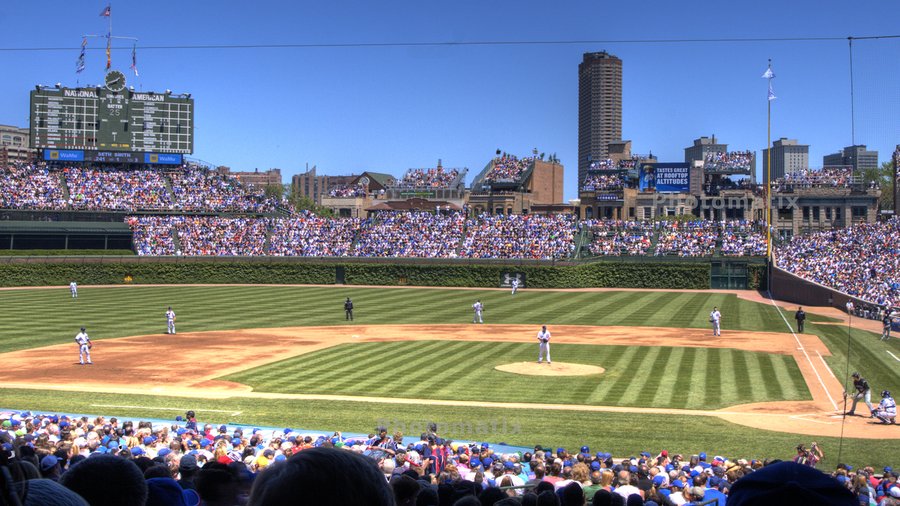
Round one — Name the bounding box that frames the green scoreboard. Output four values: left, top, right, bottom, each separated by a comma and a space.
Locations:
30, 85, 194, 154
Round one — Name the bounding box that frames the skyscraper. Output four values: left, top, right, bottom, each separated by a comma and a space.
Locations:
578, 51, 622, 186
823, 144, 878, 173
762, 138, 809, 184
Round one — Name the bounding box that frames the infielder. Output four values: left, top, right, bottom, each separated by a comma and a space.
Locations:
472, 300, 484, 324
844, 372, 874, 416
166, 306, 176, 334
344, 297, 354, 321
537, 325, 551, 364
873, 390, 896, 424
75, 327, 92, 365
511, 278, 519, 295
709, 307, 722, 336
69, 281, 78, 298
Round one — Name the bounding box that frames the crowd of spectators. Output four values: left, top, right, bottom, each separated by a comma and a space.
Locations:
588, 157, 641, 172
0, 163, 67, 210
719, 221, 768, 257
1, 409, 896, 506
461, 214, 576, 260
655, 221, 721, 257
584, 220, 653, 256
483, 155, 534, 184
329, 184, 368, 198
127, 216, 178, 256
776, 217, 900, 308
170, 168, 276, 213
398, 168, 460, 189
582, 174, 626, 192
267, 213, 361, 257
64, 167, 172, 211
703, 151, 753, 172
775, 167, 856, 190
353, 211, 466, 258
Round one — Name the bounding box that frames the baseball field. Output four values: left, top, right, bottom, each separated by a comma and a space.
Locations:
0, 284, 897, 467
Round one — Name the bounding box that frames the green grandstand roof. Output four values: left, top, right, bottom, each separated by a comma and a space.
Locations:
0, 221, 130, 234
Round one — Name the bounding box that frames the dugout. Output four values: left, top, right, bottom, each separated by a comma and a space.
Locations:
0, 221, 132, 251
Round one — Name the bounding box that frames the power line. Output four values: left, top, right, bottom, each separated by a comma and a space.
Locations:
1, 34, 900, 52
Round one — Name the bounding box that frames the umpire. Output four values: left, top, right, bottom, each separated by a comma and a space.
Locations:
795, 307, 806, 333
344, 297, 354, 321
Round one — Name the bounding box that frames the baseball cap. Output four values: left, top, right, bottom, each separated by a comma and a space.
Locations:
131, 447, 145, 456
699, 452, 707, 460
671, 480, 685, 488
146, 477, 201, 506
591, 461, 601, 471
40, 455, 60, 471
580, 445, 589, 453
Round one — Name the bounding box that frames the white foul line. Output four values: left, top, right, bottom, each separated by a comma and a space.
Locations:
887, 351, 900, 362
91, 404, 242, 416
767, 293, 838, 411
815, 350, 837, 380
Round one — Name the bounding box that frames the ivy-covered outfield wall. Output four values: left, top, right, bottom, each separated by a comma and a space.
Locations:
0, 257, 772, 290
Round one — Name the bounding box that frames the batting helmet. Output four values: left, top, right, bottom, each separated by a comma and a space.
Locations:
883, 390, 891, 398
80, 327, 86, 332
851, 372, 860, 378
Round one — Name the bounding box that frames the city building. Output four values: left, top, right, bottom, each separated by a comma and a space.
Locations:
684, 136, 727, 165
468, 156, 564, 215
578, 51, 622, 186
762, 138, 809, 184
292, 166, 358, 204
822, 144, 878, 173
216, 167, 281, 188
0, 124, 32, 164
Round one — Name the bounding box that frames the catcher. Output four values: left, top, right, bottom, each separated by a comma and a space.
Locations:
537, 325, 551, 364
75, 326, 92, 365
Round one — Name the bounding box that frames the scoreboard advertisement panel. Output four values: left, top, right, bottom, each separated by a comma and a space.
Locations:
30, 87, 193, 154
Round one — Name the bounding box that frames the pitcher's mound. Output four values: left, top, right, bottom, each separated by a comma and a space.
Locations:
495, 362, 605, 376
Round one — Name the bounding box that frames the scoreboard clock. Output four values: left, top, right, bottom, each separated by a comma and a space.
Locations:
29, 80, 194, 154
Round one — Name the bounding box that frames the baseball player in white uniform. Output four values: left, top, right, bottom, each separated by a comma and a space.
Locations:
75, 327, 92, 365
537, 325, 551, 364
710, 307, 722, 336
69, 281, 78, 298
472, 300, 484, 324
511, 278, 519, 295
166, 306, 176, 334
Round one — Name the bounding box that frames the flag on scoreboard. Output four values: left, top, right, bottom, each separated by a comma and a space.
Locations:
130, 44, 139, 77
100, 5, 111, 17
105, 35, 111, 70
76, 37, 87, 73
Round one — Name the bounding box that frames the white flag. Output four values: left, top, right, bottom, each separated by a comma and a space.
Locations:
768, 82, 776, 101
762, 68, 774, 79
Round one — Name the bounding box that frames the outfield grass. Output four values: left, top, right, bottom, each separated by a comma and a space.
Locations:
0, 285, 832, 352
224, 342, 810, 409
0, 387, 891, 469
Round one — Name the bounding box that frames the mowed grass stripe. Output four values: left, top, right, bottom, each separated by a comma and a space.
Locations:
347, 341, 474, 394
685, 348, 709, 409
704, 348, 723, 406
617, 347, 671, 406
668, 348, 697, 408
650, 347, 685, 406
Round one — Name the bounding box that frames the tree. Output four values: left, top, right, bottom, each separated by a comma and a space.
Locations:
862, 161, 894, 210
263, 183, 284, 200
286, 192, 336, 218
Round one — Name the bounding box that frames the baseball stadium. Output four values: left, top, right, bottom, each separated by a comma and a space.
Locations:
2, 7, 900, 506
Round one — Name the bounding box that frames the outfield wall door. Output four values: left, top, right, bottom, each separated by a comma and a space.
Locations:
711, 261, 748, 289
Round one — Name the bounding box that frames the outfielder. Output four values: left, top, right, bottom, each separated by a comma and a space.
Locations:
69, 281, 78, 298
709, 307, 722, 336
75, 327, 92, 365
472, 300, 484, 324
537, 325, 551, 364
873, 390, 896, 424
511, 278, 519, 295
844, 372, 874, 416
166, 306, 176, 334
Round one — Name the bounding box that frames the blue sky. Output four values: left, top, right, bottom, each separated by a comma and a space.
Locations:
1, 0, 898, 200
